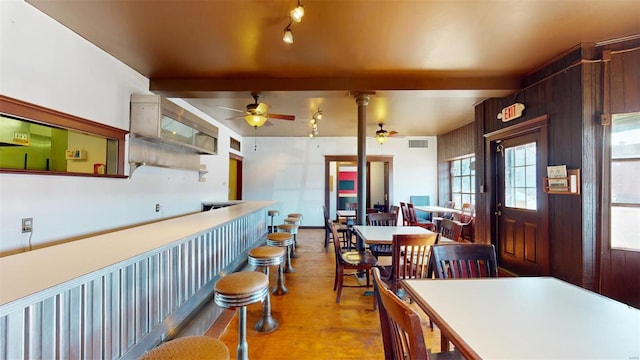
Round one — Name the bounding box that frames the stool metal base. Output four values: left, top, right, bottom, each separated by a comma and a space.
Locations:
272, 263, 288, 295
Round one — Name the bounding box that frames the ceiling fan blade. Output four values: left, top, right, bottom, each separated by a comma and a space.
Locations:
217, 105, 245, 113
268, 113, 296, 121
389, 131, 399, 136
225, 115, 244, 120
255, 102, 270, 114
264, 120, 274, 126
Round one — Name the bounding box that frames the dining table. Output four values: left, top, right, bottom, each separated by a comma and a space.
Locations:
414, 205, 461, 215
353, 225, 432, 245
401, 276, 640, 360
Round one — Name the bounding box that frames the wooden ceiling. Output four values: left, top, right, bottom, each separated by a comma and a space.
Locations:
26, 0, 640, 137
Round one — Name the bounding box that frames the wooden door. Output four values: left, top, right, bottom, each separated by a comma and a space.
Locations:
495, 131, 550, 275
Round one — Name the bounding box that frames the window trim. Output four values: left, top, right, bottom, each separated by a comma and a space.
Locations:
0, 95, 128, 177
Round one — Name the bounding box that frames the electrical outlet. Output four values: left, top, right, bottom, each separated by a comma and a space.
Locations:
155, 204, 160, 212
22, 218, 33, 233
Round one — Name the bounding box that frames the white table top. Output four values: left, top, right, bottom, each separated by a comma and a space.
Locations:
414, 205, 461, 214
353, 225, 431, 245
401, 277, 640, 360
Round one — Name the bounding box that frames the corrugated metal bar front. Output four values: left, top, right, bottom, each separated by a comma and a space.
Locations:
0, 210, 266, 360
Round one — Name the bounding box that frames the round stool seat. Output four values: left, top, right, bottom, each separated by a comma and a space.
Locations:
268, 210, 280, 216
214, 272, 269, 308
139, 336, 230, 360
266, 232, 294, 246
248, 246, 285, 267
278, 223, 299, 233
287, 213, 303, 219
284, 217, 302, 225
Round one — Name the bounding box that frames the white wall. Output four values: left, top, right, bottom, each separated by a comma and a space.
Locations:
0, 1, 239, 254
0, 0, 438, 254
242, 136, 438, 227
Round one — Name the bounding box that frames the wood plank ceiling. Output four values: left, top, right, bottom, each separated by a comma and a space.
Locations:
25, 0, 640, 137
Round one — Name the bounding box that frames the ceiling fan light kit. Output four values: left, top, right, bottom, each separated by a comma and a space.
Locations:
245, 114, 268, 127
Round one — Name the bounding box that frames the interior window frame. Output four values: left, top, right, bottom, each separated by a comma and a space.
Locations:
0, 95, 128, 178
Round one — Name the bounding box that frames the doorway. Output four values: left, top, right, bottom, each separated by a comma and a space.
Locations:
324, 155, 393, 220
228, 154, 243, 200
486, 116, 550, 275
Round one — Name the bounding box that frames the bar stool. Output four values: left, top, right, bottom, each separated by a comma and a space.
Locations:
139, 336, 230, 360
278, 223, 299, 258
267, 209, 279, 233
214, 272, 269, 360
266, 232, 295, 274
248, 246, 285, 333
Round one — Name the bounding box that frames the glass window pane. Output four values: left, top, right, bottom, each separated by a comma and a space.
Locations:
461, 158, 470, 175
526, 143, 537, 166
611, 206, 640, 250
452, 177, 461, 192
612, 160, 640, 205
525, 165, 537, 188
514, 145, 526, 166
514, 166, 526, 187
612, 113, 640, 159
526, 188, 537, 210
505, 187, 515, 207
453, 194, 462, 209
505, 147, 514, 168
515, 187, 526, 208
451, 160, 461, 176
461, 176, 471, 193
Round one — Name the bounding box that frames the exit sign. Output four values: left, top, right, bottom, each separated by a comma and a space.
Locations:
497, 103, 525, 122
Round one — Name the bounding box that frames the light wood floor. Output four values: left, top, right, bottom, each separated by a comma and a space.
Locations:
203, 228, 443, 360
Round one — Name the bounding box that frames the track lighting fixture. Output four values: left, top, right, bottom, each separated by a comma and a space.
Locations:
312, 107, 323, 121
283, 22, 293, 44
290, 0, 304, 23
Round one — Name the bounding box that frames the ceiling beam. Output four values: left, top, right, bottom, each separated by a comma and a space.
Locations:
150, 75, 522, 98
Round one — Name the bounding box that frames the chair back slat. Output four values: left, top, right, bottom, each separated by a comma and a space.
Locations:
439, 218, 463, 241
368, 212, 398, 226
390, 233, 439, 292
430, 243, 498, 279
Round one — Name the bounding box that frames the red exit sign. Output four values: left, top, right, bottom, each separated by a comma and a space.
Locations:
497, 103, 525, 122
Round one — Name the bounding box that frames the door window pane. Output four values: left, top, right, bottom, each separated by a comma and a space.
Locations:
504, 142, 537, 210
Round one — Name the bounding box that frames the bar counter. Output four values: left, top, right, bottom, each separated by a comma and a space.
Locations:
0, 200, 275, 359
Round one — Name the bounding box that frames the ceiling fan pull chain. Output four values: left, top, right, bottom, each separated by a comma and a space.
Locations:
254, 125, 258, 151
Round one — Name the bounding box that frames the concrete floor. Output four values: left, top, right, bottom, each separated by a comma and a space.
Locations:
204, 228, 443, 360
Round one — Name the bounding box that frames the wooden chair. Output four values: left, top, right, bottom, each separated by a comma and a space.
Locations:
407, 203, 436, 231
432, 201, 455, 229
429, 243, 498, 279
439, 218, 463, 242
373, 268, 461, 360
330, 221, 378, 304
387, 232, 440, 293
324, 205, 355, 251
367, 212, 398, 258
389, 205, 400, 223
399, 202, 410, 226
453, 203, 474, 242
